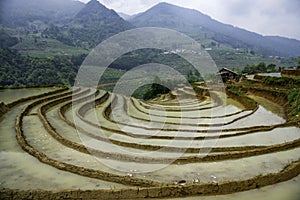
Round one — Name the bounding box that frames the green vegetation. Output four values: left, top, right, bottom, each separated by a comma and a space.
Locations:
227, 85, 257, 109
110, 48, 203, 80
227, 85, 243, 96
13, 35, 89, 57
0, 48, 85, 87
98, 68, 126, 85
242, 62, 278, 74
288, 89, 300, 119
248, 95, 285, 119
237, 76, 300, 123
262, 76, 300, 88
132, 77, 177, 100
208, 47, 294, 71
130, 2, 300, 58
40, 0, 132, 49
0, 30, 19, 48
0, 0, 299, 92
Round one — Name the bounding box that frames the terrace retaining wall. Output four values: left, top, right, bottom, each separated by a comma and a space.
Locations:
54, 91, 300, 164
6, 87, 300, 199
0, 102, 9, 117
1, 159, 300, 199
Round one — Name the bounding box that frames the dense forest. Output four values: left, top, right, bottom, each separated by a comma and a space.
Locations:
0, 48, 84, 87
0, 47, 203, 88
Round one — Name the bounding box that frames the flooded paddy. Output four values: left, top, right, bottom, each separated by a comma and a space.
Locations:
0, 87, 299, 199
0, 99, 128, 190
0, 87, 57, 104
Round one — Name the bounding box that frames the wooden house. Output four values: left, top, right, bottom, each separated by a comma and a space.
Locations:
217, 68, 239, 82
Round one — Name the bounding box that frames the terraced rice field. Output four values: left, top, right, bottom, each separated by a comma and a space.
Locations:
0, 86, 299, 199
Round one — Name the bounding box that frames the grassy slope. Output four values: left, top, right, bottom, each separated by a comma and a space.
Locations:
12, 34, 89, 57
8, 28, 294, 71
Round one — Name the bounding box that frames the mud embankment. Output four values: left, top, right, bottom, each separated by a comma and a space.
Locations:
2, 87, 300, 199
0, 87, 68, 118
1, 159, 300, 199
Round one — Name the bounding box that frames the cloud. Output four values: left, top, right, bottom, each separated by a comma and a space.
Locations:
79, 0, 300, 40
209, 0, 300, 40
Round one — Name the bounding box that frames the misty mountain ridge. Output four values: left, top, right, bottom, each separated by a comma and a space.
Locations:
73, 0, 132, 29
0, 0, 299, 58
0, 0, 85, 26
0, 0, 298, 89
75, 0, 122, 22
129, 2, 300, 57
118, 12, 133, 21
0, 0, 131, 48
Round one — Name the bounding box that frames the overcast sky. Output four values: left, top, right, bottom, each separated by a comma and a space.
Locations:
79, 0, 300, 40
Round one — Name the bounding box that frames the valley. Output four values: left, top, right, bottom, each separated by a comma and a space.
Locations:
0, 0, 299, 199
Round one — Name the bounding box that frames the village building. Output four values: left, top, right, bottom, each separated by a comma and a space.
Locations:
217, 68, 239, 82
281, 66, 300, 77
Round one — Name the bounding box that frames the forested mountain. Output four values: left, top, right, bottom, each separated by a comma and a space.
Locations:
0, 30, 19, 48
1, 0, 132, 49
0, 0, 299, 87
130, 2, 300, 57
0, 0, 84, 27
0, 48, 84, 86
69, 0, 133, 47
41, 0, 133, 48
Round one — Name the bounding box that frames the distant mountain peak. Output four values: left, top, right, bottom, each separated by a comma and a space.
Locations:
130, 2, 300, 57
68, 0, 132, 47
86, 0, 101, 7
74, 0, 131, 26
156, 2, 173, 6
149, 2, 178, 11
76, 0, 104, 15
86, 0, 99, 4
151, 2, 207, 15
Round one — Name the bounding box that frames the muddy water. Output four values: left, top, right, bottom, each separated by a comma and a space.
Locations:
108, 126, 300, 148
224, 106, 285, 128
43, 96, 300, 183
107, 96, 251, 127
23, 115, 127, 176
87, 95, 249, 133
24, 107, 300, 183
131, 98, 236, 118
0, 87, 57, 104
1, 88, 300, 199
0, 94, 127, 190
143, 147, 300, 183
249, 95, 286, 119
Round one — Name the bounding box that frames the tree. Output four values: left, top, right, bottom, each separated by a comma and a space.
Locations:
257, 62, 267, 72
267, 64, 276, 72
142, 76, 171, 100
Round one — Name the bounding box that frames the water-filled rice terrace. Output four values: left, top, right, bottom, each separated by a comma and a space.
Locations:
0, 85, 299, 199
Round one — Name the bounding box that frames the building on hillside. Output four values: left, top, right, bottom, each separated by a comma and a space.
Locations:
217, 68, 239, 82
281, 66, 300, 77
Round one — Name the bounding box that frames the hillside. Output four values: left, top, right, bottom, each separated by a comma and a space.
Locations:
0, 0, 84, 27
0, 48, 83, 87
69, 0, 133, 47
0, 0, 133, 55
41, 0, 133, 49
0, 0, 299, 87
130, 2, 300, 58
